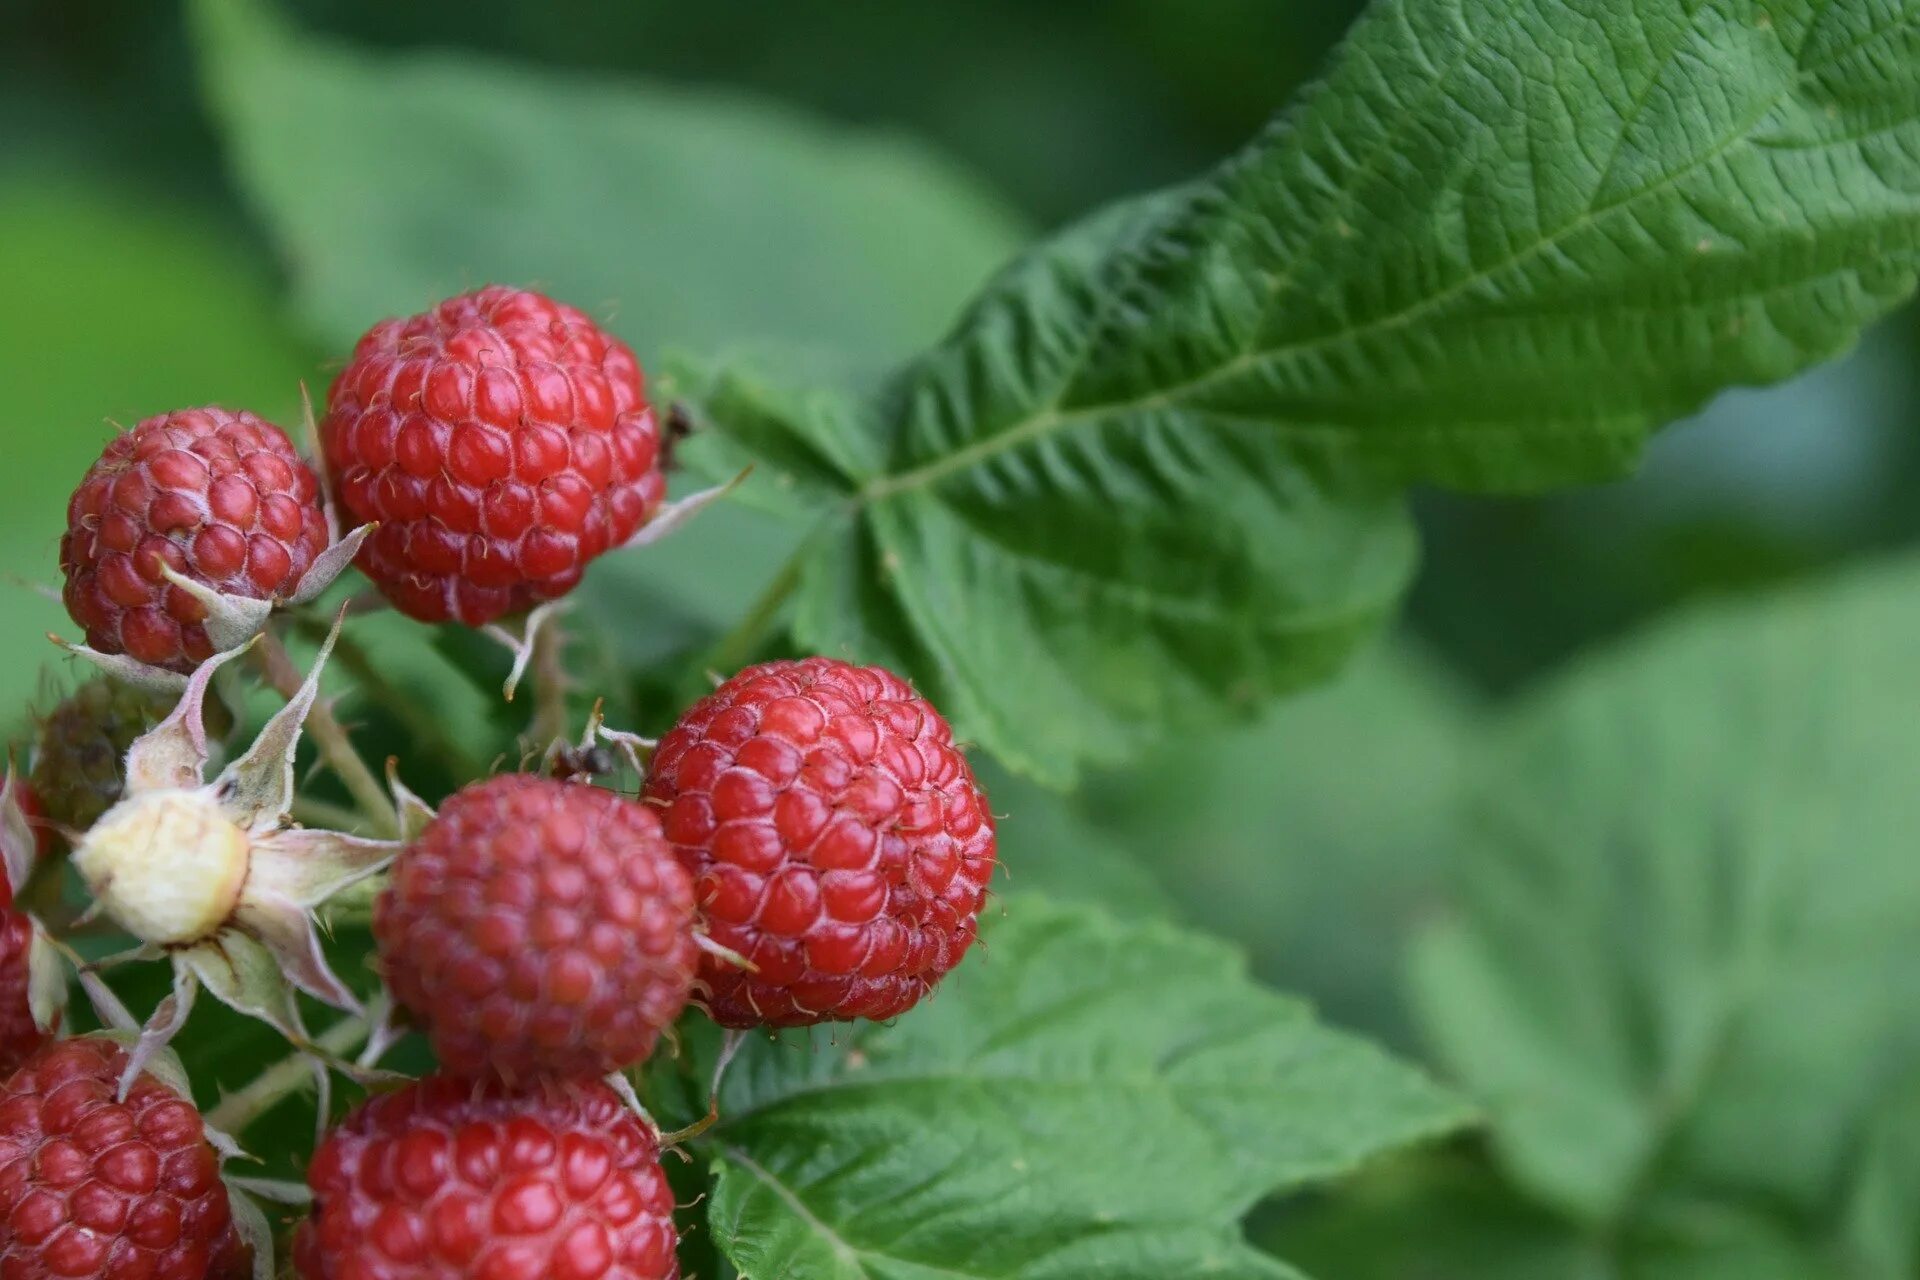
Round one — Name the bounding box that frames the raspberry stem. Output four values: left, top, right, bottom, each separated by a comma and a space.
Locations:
529, 613, 572, 748
204, 1013, 370, 1136
290, 611, 485, 781
697, 537, 811, 686
253, 628, 398, 837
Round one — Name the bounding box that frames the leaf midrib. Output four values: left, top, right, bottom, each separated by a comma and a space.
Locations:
856, 12, 1914, 506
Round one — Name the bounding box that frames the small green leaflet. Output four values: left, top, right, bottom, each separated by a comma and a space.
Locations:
688, 0, 1920, 783
1413, 554, 1920, 1229
670, 898, 1467, 1280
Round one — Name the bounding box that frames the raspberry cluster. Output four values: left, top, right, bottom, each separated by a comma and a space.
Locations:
321, 286, 666, 625
646, 657, 998, 1027
60, 408, 329, 672
22, 284, 999, 1280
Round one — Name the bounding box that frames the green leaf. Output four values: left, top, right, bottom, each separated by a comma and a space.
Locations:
1081, 638, 1479, 1048
188, 0, 1027, 369
687, 897, 1467, 1280
1412, 555, 1920, 1228
692, 0, 1920, 782
1840, 1075, 1920, 1278
1271, 1155, 1851, 1280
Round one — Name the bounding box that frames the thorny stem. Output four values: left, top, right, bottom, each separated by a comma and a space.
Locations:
529, 614, 573, 747
205, 1015, 370, 1135
254, 629, 398, 837
289, 611, 484, 782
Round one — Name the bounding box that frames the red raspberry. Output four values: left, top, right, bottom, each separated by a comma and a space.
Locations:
644, 657, 997, 1028
0, 1038, 250, 1280
320, 286, 666, 625
374, 775, 697, 1082
0, 910, 55, 1074
294, 1075, 680, 1280
60, 407, 330, 672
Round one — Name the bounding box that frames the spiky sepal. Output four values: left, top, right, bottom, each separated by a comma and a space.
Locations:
71, 610, 399, 1082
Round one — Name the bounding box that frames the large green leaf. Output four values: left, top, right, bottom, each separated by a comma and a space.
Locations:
1079, 638, 1478, 1048
189, 0, 1027, 367
690, 0, 1920, 783
1272, 1155, 1852, 1280
679, 898, 1467, 1280
1412, 555, 1920, 1229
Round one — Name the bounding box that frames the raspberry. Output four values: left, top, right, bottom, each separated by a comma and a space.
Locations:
0, 910, 54, 1074
30, 679, 182, 837
644, 657, 996, 1028
0, 1038, 250, 1280
374, 775, 696, 1082
60, 407, 330, 672
320, 286, 666, 625
294, 1075, 680, 1280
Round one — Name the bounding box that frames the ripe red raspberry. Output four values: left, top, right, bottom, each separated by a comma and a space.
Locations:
294, 1075, 680, 1280
0, 910, 54, 1074
644, 657, 996, 1028
374, 775, 696, 1082
320, 286, 666, 625
0, 1038, 250, 1280
60, 407, 330, 672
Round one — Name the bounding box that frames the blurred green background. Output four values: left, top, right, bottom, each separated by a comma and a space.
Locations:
10, 0, 1920, 1272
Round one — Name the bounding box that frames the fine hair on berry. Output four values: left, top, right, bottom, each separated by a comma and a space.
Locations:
374, 774, 697, 1083
60, 407, 329, 671
320, 285, 666, 625
295, 1075, 680, 1280
645, 656, 997, 1028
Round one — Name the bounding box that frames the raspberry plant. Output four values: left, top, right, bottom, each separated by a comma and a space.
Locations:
6, 0, 1920, 1277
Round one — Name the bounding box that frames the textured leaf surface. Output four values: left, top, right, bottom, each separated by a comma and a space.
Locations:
1413, 556, 1920, 1228
190, 0, 1026, 367
682, 898, 1466, 1279
692, 0, 1920, 782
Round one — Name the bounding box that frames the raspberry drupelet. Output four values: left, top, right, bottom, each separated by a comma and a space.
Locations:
60, 408, 329, 672
320, 286, 666, 626
645, 657, 997, 1028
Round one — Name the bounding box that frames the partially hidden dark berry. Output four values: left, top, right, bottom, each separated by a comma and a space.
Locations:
30, 679, 186, 837
644, 657, 997, 1029
0, 1037, 250, 1280
374, 775, 697, 1083
60, 407, 330, 672
295, 1075, 680, 1280
320, 286, 666, 626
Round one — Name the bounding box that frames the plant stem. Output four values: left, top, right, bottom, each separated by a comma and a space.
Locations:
254, 630, 398, 837
530, 613, 572, 747
206, 1015, 370, 1135
701, 540, 810, 679
290, 794, 372, 834
289, 612, 483, 781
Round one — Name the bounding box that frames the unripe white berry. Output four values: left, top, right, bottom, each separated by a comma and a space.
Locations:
74, 790, 251, 945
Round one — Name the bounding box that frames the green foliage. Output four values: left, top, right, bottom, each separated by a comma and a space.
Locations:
189, 0, 1027, 368
1411, 555, 1920, 1270
658, 898, 1467, 1280
676, 0, 1920, 783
